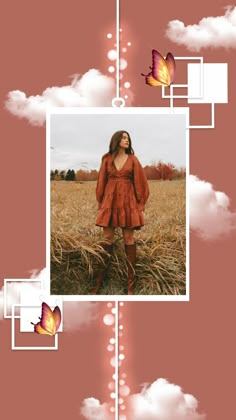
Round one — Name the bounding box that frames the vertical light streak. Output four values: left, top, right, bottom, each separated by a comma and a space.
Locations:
115, 300, 119, 420
115, 0, 120, 99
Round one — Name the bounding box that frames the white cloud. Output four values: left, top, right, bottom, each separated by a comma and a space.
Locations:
190, 175, 236, 240
30, 268, 99, 331
0, 281, 41, 319
128, 378, 205, 420
81, 379, 205, 420
166, 6, 236, 51
1, 269, 99, 330
80, 398, 112, 420
5, 70, 116, 126
63, 301, 99, 332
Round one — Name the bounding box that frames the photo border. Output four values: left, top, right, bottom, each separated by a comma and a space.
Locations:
47, 107, 189, 302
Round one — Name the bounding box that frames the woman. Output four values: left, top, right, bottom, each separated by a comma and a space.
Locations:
92, 130, 149, 295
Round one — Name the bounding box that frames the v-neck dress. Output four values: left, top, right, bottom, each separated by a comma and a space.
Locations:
95, 154, 149, 229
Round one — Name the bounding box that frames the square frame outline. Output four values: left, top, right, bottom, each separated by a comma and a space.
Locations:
162, 57, 204, 100
4, 278, 43, 319
11, 303, 58, 351
47, 107, 190, 302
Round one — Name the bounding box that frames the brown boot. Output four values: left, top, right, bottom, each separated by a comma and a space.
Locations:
90, 243, 113, 294
125, 243, 136, 295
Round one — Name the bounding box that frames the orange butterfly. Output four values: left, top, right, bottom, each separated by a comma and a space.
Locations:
142, 49, 176, 87
31, 302, 61, 335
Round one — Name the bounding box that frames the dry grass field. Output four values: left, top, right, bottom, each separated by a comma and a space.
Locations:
51, 180, 186, 295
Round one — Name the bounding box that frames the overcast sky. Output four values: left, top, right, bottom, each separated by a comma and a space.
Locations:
50, 113, 187, 171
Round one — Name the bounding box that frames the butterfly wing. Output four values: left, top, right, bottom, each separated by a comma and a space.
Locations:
142, 50, 175, 86
40, 302, 56, 335
33, 321, 52, 335
31, 302, 61, 335
52, 306, 61, 331
165, 52, 176, 84
151, 49, 170, 86
141, 49, 166, 86
142, 71, 164, 87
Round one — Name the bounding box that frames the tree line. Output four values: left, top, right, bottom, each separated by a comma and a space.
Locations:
51, 162, 186, 182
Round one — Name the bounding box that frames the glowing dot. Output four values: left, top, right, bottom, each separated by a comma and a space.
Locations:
110, 357, 121, 367
107, 302, 113, 308
119, 379, 125, 386
107, 49, 117, 60
120, 406, 126, 411
119, 302, 124, 306
107, 33, 112, 39
119, 73, 123, 80
111, 307, 117, 314
108, 66, 115, 73
124, 82, 131, 88
110, 392, 116, 399
110, 406, 115, 413
119, 345, 124, 351
122, 47, 127, 53
119, 325, 124, 330
103, 314, 115, 325
110, 338, 115, 344
127, 42, 131, 46
119, 58, 127, 70
108, 382, 115, 390
119, 398, 124, 404
119, 353, 125, 360
112, 374, 117, 380
119, 385, 130, 396
119, 28, 122, 32
107, 344, 114, 351
124, 95, 128, 99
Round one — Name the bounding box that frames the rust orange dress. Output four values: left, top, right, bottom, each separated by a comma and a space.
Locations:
95, 154, 149, 230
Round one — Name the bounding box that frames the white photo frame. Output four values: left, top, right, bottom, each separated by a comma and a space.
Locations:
47, 107, 189, 302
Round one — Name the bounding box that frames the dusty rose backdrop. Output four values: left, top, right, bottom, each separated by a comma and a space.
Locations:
0, 1, 235, 419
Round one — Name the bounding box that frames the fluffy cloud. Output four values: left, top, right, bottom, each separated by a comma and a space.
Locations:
190, 175, 236, 240
30, 268, 99, 331
80, 398, 112, 420
81, 379, 205, 420
5, 70, 116, 126
0, 281, 41, 319
1, 268, 99, 329
63, 301, 99, 332
166, 6, 236, 51
128, 378, 205, 420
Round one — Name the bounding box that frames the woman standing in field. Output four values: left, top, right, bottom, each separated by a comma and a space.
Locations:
92, 130, 149, 294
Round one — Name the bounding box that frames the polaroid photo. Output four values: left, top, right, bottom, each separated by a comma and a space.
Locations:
47, 107, 189, 301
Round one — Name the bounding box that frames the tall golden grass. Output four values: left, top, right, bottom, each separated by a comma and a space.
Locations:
51, 180, 186, 295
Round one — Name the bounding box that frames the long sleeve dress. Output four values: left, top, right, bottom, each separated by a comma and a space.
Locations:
95, 154, 149, 230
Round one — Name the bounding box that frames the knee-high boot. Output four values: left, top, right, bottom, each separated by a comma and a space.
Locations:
125, 243, 136, 295
90, 243, 113, 294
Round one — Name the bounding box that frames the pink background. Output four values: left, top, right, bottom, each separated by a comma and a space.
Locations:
0, 1, 235, 419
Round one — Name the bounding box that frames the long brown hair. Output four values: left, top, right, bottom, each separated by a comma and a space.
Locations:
102, 130, 134, 165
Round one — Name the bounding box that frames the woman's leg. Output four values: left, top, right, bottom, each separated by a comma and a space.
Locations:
122, 228, 134, 245
103, 227, 115, 244
90, 227, 115, 294
122, 228, 136, 294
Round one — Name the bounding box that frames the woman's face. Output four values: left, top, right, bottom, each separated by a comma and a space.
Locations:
119, 132, 130, 149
